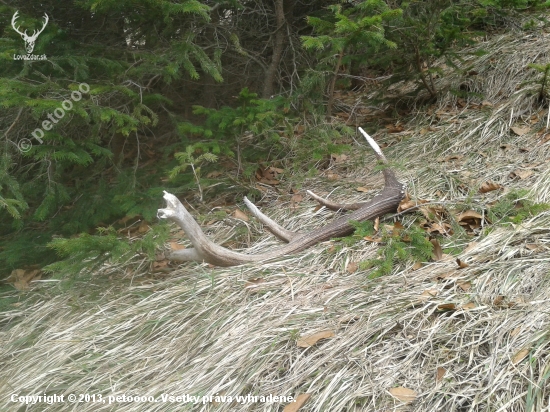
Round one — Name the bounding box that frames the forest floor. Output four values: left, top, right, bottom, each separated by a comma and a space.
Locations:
1, 26, 550, 412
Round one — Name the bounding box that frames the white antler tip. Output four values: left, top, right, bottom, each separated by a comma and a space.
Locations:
162, 191, 179, 209
358, 127, 384, 158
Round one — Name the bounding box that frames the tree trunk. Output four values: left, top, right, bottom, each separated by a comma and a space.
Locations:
326, 50, 344, 119
262, 0, 286, 98
201, 8, 222, 108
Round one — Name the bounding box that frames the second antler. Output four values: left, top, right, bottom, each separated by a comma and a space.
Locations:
157, 128, 405, 267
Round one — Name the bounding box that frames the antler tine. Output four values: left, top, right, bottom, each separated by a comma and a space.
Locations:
358, 127, 402, 189
305, 128, 395, 211
306, 190, 365, 211
243, 197, 297, 242
358, 127, 387, 162
158, 191, 261, 266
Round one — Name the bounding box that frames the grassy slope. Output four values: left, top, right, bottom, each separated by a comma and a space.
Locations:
1, 28, 550, 411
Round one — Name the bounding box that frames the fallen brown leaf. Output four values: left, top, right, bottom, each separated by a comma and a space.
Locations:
431, 239, 443, 261
437, 303, 457, 311
458, 281, 471, 291
457, 210, 483, 221
511, 169, 534, 180
356, 186, 370, 192
419, 289, 438, 302
457, 210, 484, 233
511, 126, 530, 136
442, 154, 464, 162
153, 260, 169, 272
283, 394, 311, 412
346, 262, 358, 273
493, 295, 505, 306
169, 242, 186, 250
461, 302, 476, 310
392, 221, 404, 237
297, 330, 335, 348
233, 209, 249, 221
6, 268, 42, 290
291, 193, 304, 203
398, 200, 417, 212
363, 236, 382, 243
525, 243, 538, 250
456, 258, 469, 269
259, 166, 283, 180
138, 222, 150, 233
386, 124, 405, 133
389, 387, 417, 403
331, 153, 348, 163
412, 262, 423, 271
479, 181, 502, 193
436, 367, 447, 382
512, 348, 530, 365
206, 171, 223, 178
428, 222, 453, 235
420, 205, 446, 220
510, 327, 521, 337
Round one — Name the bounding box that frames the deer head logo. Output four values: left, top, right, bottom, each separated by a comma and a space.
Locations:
11, 11, 49, 54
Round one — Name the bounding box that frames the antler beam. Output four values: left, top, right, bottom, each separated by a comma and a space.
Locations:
158, 128, 405, 266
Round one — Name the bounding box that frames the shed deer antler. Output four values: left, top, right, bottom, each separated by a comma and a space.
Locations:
157, 128, 405, 266
11, 11, 49, 54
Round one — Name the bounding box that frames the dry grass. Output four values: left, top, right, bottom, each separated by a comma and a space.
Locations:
2, 25, 550, 412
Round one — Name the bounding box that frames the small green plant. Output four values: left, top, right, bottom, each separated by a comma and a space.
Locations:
488, 190, 550, 224
177, 88, 287, 177
0, 155, 27, 220
44, 224, 169, 282
169, 144, 218, 202
527, 62, 550, 102
372, 0, 548, 99
342, 219, 433, 279
301, 0, 401, 116
289, 329, 300, 341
